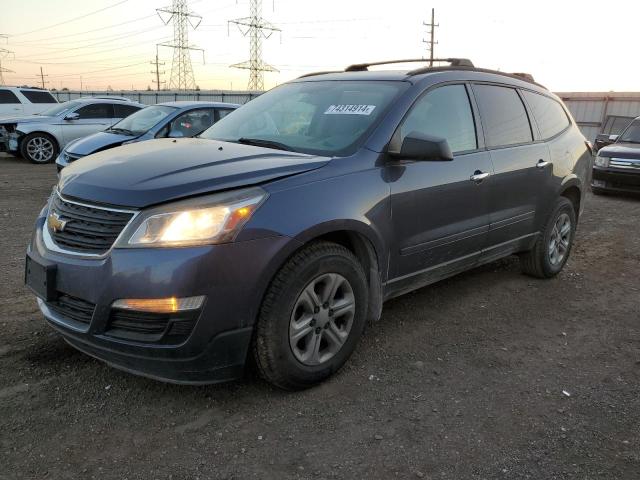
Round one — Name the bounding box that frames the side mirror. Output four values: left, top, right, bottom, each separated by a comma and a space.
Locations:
609, 134, 619, 142
64, 112, 80, 121
388, 131, 454, 161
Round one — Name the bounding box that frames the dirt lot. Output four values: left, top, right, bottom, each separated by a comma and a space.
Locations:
0, 152, 639, 480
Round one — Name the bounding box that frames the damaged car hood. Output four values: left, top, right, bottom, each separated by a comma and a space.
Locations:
58, 138, 331, 208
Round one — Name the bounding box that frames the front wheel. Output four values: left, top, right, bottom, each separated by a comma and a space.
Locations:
520, 197, 577, 278
253, 241, 369, 390
20, 133, 58, 164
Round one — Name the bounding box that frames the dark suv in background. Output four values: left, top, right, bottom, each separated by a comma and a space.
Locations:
592, 116, 640, 194
26, 58, 591, 390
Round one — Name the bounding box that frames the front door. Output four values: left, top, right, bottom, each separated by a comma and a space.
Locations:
386, 84, 492, 291
62, 103, 114, 144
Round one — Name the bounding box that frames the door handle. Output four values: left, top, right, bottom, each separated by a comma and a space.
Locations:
470, 171, 490, 183
536, 159, 551, 168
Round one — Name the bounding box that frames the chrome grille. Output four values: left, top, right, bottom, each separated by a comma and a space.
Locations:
610, 158, 640, 170
48, 193, 135, 255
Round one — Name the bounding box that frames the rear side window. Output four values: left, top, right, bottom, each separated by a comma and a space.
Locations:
75, 103, 114, 119
473, 84, 532, 148
399, 84, 477, 153
0, 89, 20, 104
20, 90, 57, 104
114, 104, 141, 118
215, 108, 234, 121
522, 91, 569, 139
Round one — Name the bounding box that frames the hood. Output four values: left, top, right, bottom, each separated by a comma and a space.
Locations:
598, 142, 640, 159
66, 130, 136, 156
0, 114, 55, 125
59, 138, 331, 208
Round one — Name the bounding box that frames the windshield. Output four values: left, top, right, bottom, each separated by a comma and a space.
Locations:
200, 80, 406, 156
619, 119, 640, 143
37, 100, 82, 117
110, 105, 177, 135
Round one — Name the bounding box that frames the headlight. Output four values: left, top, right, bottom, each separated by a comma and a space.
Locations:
594, 154, 609, 168
121, 187, 267, 248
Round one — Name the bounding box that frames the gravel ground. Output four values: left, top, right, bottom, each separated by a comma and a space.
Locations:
0, 152, 639, 480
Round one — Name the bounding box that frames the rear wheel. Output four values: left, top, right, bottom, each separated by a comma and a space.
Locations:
20, 133, 58, 164
520, 197, 576, 278
253, 241, 368, 390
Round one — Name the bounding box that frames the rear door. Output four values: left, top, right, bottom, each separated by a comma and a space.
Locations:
387, 83, 493, 288
0, 89, 24, 115
61, 103, 114, 144
471, 83, 552, 255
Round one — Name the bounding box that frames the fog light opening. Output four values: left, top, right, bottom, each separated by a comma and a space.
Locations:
112, 296, 205, 313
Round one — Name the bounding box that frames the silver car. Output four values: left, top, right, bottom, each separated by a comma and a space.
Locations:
0, 97, 144, 164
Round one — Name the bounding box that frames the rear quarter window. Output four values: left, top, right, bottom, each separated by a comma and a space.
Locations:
473, 84, 533, 148
522, 90, 570, 140
0, 89, 21, 104
19, 90, 57, 104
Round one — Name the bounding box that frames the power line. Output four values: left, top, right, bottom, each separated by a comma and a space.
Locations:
157, 0, 203, 91
9, 0, 130, 37
229, 0, 280, 91
0, 45, 14, 86
422, 8, 439, 66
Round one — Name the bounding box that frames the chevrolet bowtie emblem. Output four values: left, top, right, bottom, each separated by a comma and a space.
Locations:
48, 211, 69, 233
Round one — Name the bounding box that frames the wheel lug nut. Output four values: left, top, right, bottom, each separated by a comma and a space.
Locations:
315, 327, 321, 334
328, 309, 334, 316
310, 319, 316, 326
313, 306, 319, 313
322, 302, 329, 309
324, 324, 329, 329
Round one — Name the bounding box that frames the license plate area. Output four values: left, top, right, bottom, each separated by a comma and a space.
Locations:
25, 253, 57, 302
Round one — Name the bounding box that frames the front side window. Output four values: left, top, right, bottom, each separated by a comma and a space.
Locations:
618, 119, 640, 144
611, 116, 634, 135
75, 103, 114, 119
474, 84, 533, 148
398, 84, 477, 153
200, 81, 406, 156
522, 90, 570, 140
20, 90, 57, 104
167, 108, 217, 137
0, 89, 20, 104
111, 105, 176, 135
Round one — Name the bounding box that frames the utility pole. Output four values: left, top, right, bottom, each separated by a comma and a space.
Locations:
229, 0, 280, 91
151, 45, 166, 91
38, 66, 48, 89
0, 46, 15, 86
422, 8, 439, 66
157, 0, 203, 91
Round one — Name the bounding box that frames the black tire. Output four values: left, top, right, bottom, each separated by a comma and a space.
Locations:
520, 197, 577, 278
253, 241, 369, 390
20, 132, 58, 164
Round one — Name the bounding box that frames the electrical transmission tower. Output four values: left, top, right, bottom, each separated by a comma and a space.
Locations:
151, 45, 166, 91
422, 8, 439, 66
229, 0, 280, 91
157, 0, 203, 91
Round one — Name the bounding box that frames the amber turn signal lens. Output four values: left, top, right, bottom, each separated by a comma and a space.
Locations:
111, 296, 205, 313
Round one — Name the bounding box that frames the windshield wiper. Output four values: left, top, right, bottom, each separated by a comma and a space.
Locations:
237, 137, 294, 152
108, 127, 136, 136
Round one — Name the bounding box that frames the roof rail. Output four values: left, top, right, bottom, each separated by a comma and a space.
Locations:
297, 70, 343, 79
511, 72, 535, 82
345, 58, 474, 72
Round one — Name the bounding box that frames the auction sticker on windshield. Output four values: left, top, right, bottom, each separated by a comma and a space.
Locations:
324, 104, 376, 115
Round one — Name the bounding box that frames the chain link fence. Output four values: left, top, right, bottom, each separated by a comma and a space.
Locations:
51, 90, 263, 106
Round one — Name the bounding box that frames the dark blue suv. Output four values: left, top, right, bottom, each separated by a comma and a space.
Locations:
25, 59, 591, 389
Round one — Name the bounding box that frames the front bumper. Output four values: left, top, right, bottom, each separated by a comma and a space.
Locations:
592, 166, 640, 194
28, 215, 296, 384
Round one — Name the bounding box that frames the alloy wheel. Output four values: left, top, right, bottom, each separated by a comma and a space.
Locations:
548, 212, 571, 266
26, 136, 54, 163
289, 273, 355, 366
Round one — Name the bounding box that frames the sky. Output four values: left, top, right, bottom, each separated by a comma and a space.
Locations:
1, 0, 638, 92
